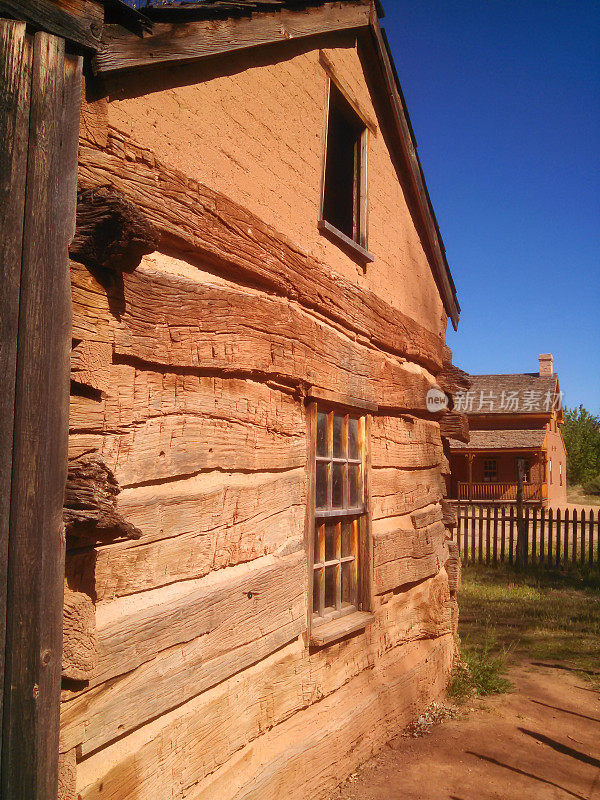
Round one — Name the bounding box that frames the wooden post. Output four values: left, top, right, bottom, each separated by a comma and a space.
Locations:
564, 509, 570, 564
500, 507, 506, 563
580, 510, 585, 566
492, 505, 498, 565
467, 454, 473, 502
478, 505, 483, 564
470, 504, 476, 565
0, 28, 81, 800
0, 20, 32, 764
547, 508, 553, 565
531, 507, 537, 564
589, 509, 595, 567
515, 460, 527, 569
485, 504, 491, 565
555, 508, 561, 567
539, 506, 545, 566
508, 506, 515, 566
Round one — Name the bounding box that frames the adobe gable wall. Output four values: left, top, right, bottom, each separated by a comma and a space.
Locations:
102, 37, 447, 337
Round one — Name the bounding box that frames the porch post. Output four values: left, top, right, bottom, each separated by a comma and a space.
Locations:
467, 453, 474, 501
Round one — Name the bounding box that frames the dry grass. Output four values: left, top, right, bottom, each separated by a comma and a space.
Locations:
456, 563, 600, 695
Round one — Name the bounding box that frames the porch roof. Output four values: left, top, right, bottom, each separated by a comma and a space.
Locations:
448, 428, 546, 452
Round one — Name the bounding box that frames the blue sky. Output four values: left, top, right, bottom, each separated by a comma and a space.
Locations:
383, 1, 600, 414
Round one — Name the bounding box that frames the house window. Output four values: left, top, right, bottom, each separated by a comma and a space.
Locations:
312, 408, 366, 623
515, 458, 531, 483
483, 459, 497, 483
319, 80, 371, 258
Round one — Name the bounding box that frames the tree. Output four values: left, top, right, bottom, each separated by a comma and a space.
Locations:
562, 405, 600, 488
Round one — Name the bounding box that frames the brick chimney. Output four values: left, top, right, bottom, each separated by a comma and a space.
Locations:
539, 353, 553, 377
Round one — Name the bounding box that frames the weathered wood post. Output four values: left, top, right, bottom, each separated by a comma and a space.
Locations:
0, 12, 84, 798
515, 459, 528, 569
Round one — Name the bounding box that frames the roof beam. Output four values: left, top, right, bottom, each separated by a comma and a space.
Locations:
0, 0, 103, 50
94, 2, 372, 74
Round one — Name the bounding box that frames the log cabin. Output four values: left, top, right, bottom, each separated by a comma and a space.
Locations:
447, 354, 567, 507
0, 2, 468, 798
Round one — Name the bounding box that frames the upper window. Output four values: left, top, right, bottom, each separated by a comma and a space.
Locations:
312, 408, 366, 624
319, 81, 372, 261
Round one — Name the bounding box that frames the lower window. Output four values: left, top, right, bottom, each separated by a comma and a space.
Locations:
311, 406, 367, 624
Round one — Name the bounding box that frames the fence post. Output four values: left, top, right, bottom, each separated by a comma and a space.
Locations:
516, 461, 527, 569
539, 507, 545, 566
596, 508, 600, 567
501, 507, 506, 563
547, 508, 553, 564
485, 505, 491, 565
531, 507, 537, 564
478, 505, 483, 564
471, 504, 476, 565
580, 510, 585, 566
509, 506, 515, 566
493, 505, 498, 566
590, 509, 595, 567
556, 508, 561, 567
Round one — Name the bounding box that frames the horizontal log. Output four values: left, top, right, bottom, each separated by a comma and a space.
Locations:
69, 362, 307, 485
70, 259, 437, 412
76, 130, 444, 372
70, 186, 159, 273
371, 415, 443, 469
62, 587, 97, 682
64, 455, 142, 544
70, 573, 452, 790
189, 636, 453, 800
373, 521, 448, 595
438, 410, 469, 443
436, 345, 471, 398
61, 553, 307, 755
440, 498, 457, 528
411, 503, 444, 529
95, 4, 371, 74
371, 467, 445, 521
68, 468, 307, 601
97, 552, 305, 687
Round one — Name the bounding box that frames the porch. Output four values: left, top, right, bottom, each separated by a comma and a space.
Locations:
449, 445, 548, 505
457, 481, 546, 502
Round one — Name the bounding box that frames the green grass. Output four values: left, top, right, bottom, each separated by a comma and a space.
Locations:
449, 628, 512, 702
455, 563, 600, 697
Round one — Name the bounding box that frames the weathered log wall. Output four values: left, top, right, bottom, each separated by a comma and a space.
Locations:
61, 38, 460, 800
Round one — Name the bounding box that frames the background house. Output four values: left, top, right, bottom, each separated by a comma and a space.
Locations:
448, 354, 567, 506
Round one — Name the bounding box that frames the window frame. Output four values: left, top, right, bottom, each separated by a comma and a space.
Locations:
306, 401, 372, 639
483, 458, 498, 483
318, 74, 374, 265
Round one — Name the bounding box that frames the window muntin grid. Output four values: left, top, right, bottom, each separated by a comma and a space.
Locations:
313, 410, 365, 621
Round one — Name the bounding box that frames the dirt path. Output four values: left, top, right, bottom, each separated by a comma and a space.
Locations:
330, 663, 600, 800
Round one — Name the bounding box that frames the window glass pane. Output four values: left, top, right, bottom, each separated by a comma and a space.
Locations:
341, 521, 353, 557
333, 414, 344, 458
314, 523, 324, 565
349, 464, 361, 506
325, 565, 337, 610
348, 417, 359, 460
342, 561, 356, 607
332, 463, 344, 507
325, 522, 338, 562
316, 462, 328, 509
313, 568, 322, 615
317, 411, 328, 457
